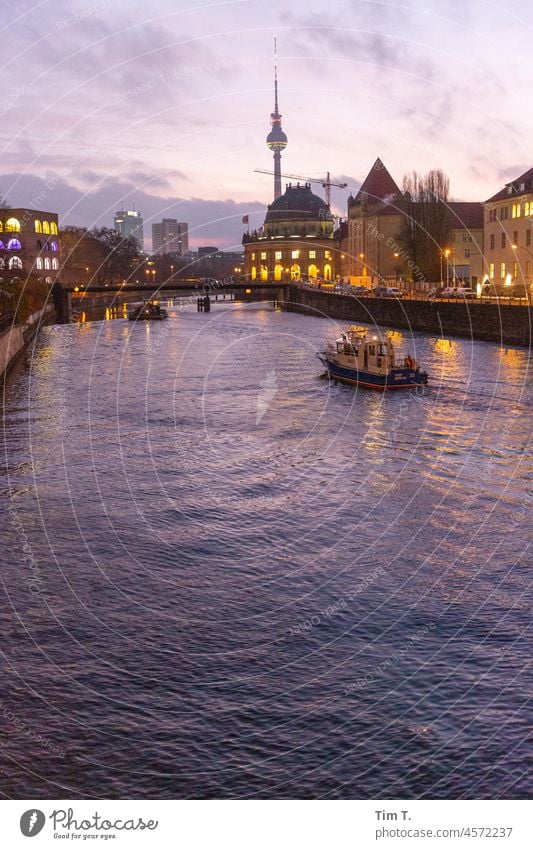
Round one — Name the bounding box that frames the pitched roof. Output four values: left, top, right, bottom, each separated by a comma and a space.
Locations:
353, 158, 401, 204
447, 202, 483, 230
486, 167, 533, 202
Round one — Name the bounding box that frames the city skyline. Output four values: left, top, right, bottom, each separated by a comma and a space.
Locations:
1, 0, 532, 248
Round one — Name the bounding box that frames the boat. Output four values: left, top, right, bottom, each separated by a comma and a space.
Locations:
128, 300, 168, 321
318, 326, 428, 390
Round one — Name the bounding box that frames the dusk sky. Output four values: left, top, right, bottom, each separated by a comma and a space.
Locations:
1, 0, 532, 249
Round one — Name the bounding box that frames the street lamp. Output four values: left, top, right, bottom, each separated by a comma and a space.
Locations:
444, 249, 451, 286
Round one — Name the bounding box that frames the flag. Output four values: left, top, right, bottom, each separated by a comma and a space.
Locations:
242, 215, 249, 225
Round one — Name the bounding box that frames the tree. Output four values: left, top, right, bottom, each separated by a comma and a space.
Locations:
399, 169, 450, 283
93, 227, 142, 283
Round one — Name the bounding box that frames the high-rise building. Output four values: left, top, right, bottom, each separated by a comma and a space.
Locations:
114, 209, 144, 250
266, 38, 287, 201
152, 219, 189, 256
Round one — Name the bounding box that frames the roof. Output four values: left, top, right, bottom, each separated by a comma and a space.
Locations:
447, 202, 483, 230
353, 158, 401, 204
265, 183, 332, 223
486, 167, 533, 203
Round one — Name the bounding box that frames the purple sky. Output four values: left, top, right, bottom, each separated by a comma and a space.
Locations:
1, 0, 532, 249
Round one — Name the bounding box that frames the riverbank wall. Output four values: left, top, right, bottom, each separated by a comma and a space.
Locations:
286, 286, 532, 348
0, 305, 55, 380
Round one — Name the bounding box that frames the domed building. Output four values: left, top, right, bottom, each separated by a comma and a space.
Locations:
243, 183, 342, 283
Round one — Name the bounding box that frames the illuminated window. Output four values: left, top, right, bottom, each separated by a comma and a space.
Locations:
489, 263, 495, 279
251, 266, 257, 280
274, 264, 283, 281
308, 263, 318, 279
7, 238, 21, 250
0, 240, 3, 249
512, 205, 517, 218
36, 257, 43, 269
260, 265, 268, 281
309, 250, 316, 259
324, 264, 332, 280
52, 258, 58, 270
274, 251, 282, 260
325, 250, 331, 260
260, 252, 267, 260
50, 222, 58, 235
45, 276, 52, 284
8, 256, 22, 269
526, 261, 531, 277
35, 219, 42, 233
44, 257, 51, 269
5, 217, 21, 232
500, 262, 506, 279
524, 202, 530, 216
42, 221, 50, 234
251, 252, 256, 261
290, 263, 300, 279
0, 221, 3, 232
513, 262, 518, 278
50, 241, 58, 251
291, 250, 300, 259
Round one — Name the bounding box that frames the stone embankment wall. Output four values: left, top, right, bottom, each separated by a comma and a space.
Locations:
0, 305, 55, 378
286, 286, 532, 348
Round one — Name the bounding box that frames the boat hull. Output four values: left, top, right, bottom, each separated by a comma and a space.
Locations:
318, 355, 428, 390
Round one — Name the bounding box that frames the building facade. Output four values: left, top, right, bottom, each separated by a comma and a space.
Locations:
345, 159, 484, 288
243, 183, 341, 282
0, 208, 59, 283
114, 209, 144, 251
345, 158, 407, 287
484, 167, 533, 295
152, 219, 189, 256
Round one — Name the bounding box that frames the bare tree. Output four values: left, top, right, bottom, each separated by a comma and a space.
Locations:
399, 169, 450, 283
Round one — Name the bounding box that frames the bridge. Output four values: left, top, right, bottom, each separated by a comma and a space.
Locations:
53, 280, 288, 322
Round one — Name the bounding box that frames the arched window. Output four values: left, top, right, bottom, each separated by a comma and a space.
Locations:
42, 221, 50, 234
44, 257, 51, 269
50, 222, 58, 235
290, 263, 301, 280
308, 264, 318, 279
251, 266, 257, 281
44, 242, 49, 250
45, 276, 52, 285
260, 265, 268, 281
36, 240, 42, 249
0, 240, 4, 249
7, 238, 21, 250
50, 240, 58, 251
36, 257, 43, 269
0, 258, 4, 268
5, 217, 21, 232
324, 264, 332, 281
274, 264, 283, 281
0, 221, 3, 232
52, 258, 58, 270
8, 256, 22, 269
35, 220, 42, 233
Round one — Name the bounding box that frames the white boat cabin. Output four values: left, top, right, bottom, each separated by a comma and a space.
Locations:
328, 328, 417, 375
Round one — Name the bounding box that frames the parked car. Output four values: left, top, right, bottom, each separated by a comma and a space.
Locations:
373, 286, 404, 298
442, 286, 476, 299
350, 285, 371, 296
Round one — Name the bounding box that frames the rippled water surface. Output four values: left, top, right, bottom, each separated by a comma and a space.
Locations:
1, 303, 531, 799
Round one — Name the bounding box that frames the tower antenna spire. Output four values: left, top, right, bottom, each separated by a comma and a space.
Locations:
266, 36, 288, 200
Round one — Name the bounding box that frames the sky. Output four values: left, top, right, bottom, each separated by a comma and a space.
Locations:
1, 0, 532, 249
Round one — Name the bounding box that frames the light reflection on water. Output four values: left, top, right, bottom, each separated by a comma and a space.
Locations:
0, 303, 531, 799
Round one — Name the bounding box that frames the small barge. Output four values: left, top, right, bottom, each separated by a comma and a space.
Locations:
128, 301, 168, 321
318, 326, 428, 390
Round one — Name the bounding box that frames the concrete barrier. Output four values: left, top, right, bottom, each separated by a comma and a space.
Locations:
286, 286, 532, 348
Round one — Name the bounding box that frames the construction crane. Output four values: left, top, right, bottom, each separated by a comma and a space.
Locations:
254, 169, 348, 206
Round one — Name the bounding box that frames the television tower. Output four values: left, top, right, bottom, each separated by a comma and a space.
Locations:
266, 37, 288, 201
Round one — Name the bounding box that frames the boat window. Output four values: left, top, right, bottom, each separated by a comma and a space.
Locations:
368, 345, 375, 356
377, 344, 387, 356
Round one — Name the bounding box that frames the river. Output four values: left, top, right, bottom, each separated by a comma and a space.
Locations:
1, 302, 531, 799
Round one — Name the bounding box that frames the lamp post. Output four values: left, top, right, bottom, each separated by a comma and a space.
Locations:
444, 249, 451, 287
